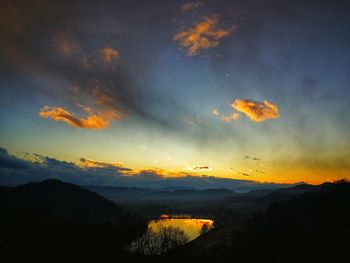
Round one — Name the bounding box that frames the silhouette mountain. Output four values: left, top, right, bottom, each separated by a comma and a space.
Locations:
1, 179, 122, 222
0, 179, 147, 263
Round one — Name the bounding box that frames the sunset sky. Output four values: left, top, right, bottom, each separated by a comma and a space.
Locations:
1, 0, 349, 186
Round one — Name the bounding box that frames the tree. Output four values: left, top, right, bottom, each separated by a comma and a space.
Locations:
127, 226, 189, 255
200, 223, 211, 235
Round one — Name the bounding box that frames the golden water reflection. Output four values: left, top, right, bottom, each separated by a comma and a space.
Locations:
148, 217, 214, 241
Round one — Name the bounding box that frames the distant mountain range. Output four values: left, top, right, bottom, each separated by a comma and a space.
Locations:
85, 182, 322, 204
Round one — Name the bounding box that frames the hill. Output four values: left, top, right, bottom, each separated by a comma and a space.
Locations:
0, 179, 147, 263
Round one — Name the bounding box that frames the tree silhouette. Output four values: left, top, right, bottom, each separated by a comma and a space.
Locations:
127, 226, 189, 255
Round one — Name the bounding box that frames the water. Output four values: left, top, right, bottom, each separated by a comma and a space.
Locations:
148, 215, 214, 241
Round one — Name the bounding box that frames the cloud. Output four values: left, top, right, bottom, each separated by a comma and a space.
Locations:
79, 158, 132, 173
221, 112, 240, 122
185, 165, 212, 172
184, 115, 201, 125
181, 2, 203, 13
39, 86, 127, 129
0, 147, 294, 191
174, 16, 236, 56
53, 32, 81, 58
39, 105, 121, 129
212, 109, 240, 122
0, 148, 29, 169
102, 46, 119, 62
0, 1, 206, 130
212, 109, 220, 116
231, 99, 279, 122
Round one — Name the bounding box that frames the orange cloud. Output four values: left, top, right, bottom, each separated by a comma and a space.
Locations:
80, 158, 123, 168
212, 109, 240, 122
232, 99, 279, 122
39, 87, 127, 129
221, 112, 240, 122
39, 105, 122, 129
174, 16, 236, 56
102, 46, 119, 62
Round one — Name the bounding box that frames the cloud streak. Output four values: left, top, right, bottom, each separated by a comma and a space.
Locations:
185, 165, 212, 172
212, 109, 240, 122
174, 16, 235, 56
232, 99, 279, 122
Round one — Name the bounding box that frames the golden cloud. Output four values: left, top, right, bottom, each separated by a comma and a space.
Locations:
232, 99, 279, 122
79, 158, 126, 169
174, 16, 235, 56
102, 46, 119, 62
39, 105, 121, 129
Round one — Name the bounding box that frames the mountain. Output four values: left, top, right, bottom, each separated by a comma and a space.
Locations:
1, 179, 123, 222
86, 185, 238, 203
0, 179, 147, 263
168, 180, 350, 263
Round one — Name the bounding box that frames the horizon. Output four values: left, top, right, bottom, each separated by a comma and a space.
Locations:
0, 146, 343, 190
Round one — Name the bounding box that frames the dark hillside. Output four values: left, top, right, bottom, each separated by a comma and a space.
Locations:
0, 179, 147, 263
168, 181, 350, 263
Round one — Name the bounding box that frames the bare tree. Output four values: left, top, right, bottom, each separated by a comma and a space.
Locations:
127, 226, 189, 255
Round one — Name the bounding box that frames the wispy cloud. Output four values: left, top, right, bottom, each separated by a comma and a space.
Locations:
184, 115, 201, 125
232, 99, 279, 122
212, 109, 240, 122
181, 2, 203, 13
53, 32, 81, 58
174, 16, 236, 56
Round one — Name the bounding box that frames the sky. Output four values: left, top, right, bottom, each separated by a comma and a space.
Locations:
0, 0, 350, 186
